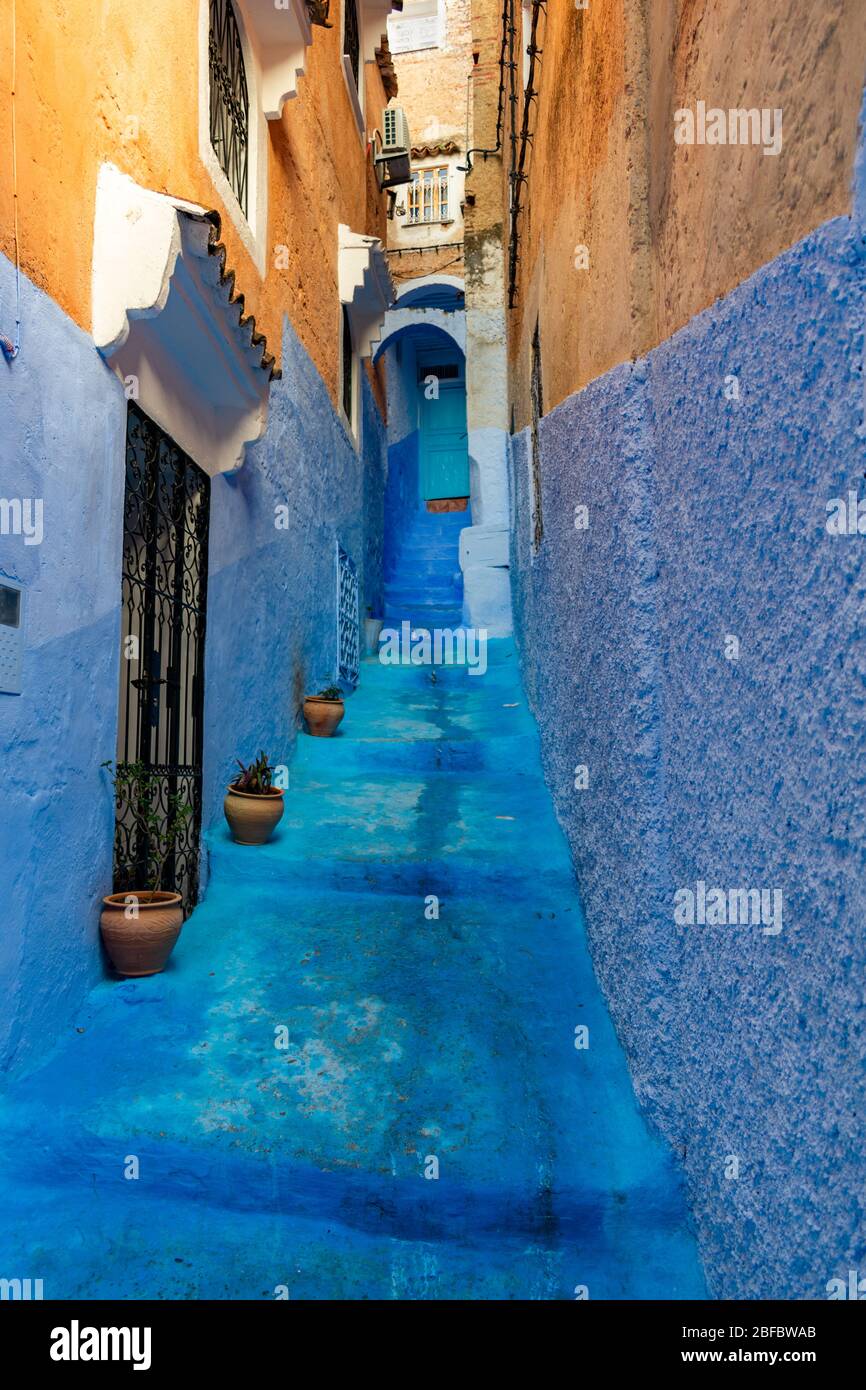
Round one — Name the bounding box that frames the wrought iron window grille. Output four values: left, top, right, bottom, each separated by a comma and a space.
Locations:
209, 0, 250, 217
341, 306, 354, 429
344, 0, 361, 90
337, 543, 360, 687
113, 404, 211, 915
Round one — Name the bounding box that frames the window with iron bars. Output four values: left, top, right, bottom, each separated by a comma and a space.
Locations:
344, 0, 361, 90
408, 167, 450, 224
209, 0, 249, 217
341, 306, 354, 431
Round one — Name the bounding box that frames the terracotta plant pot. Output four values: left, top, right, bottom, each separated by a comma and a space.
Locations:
100, 890, 183, 978
223, 785, 285, 844
303, 695, 345, 738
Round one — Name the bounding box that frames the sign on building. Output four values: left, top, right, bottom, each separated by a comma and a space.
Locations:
387, 0, 444, 54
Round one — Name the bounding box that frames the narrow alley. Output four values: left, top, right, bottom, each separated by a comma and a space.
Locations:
0, 529, 704, 1296
1, 0, 865, 1340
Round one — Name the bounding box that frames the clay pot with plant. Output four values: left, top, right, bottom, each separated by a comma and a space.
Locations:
223, 751, 286, 845
99, 761, 191, 978
303, 685, 346, 738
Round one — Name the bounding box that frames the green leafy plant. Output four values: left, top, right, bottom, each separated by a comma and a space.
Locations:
231, 751, 277, 795
102, 760, 192, 893
315, 686, 343, 701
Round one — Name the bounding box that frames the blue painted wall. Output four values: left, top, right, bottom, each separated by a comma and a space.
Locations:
510, 187, 866, 1297
0, 264, 387, 1075
201, 319, 386, 834
383, 429, 421, 581
0, 257, 126, 1077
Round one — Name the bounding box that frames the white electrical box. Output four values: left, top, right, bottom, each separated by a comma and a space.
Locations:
0, 580, 23, 695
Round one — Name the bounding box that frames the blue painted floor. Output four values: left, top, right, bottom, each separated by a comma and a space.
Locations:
0, 521, 706, 1299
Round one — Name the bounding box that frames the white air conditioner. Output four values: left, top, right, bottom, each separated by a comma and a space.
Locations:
375, 105, 412, 189
383, 105, 411, 153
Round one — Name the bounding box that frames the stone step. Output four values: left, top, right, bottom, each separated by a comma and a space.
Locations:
384, 582, 462, 600
383, 600, 467, 617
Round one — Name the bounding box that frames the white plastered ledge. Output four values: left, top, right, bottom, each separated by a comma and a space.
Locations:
338, 223, 395, 358
92, 164, 277, 477
244, 0, 312, 119
362, 1, 402, 60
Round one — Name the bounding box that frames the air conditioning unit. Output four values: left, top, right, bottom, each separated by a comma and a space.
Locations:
383, 105, 411, 152
375, 105, 412, 189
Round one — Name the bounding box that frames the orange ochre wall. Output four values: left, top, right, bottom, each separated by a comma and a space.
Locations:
0, 0, 392, 416
503, 0, 866, 429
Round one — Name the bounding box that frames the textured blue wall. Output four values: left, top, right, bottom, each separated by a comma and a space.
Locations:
0, 266, 387, 1075
510, 202, 866, 1297
383, 429, 421, 581
0, 256, 126, 1076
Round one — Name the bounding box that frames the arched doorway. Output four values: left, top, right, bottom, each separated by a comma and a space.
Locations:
375, 317, 469, 512
375, 314, 469, 626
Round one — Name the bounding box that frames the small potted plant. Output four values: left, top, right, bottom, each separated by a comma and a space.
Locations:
303, 685, 345, 738
224, 751, 285, 845
364, 605, 384, 656
100, 761, 190, 978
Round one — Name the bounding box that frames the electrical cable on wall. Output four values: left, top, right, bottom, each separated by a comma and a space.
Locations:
386, 242, 465, 256
458, 0, 511, 173
508, 0, 546, 309
1, 0, 21, 361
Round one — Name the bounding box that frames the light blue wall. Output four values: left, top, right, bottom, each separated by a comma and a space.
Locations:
202, 320, 386, 832
384, 430, 421, 582
509, 172, 866, 1295
0, 257, 127, 1076
0, 264, 387, 1075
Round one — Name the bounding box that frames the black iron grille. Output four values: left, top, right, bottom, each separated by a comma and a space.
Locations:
342, 306, 354, 426
344, 0, 361, 90
113, 404, 211, 914
209, 0, 249, 216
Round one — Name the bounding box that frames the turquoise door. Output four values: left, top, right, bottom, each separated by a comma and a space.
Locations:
420, 382, 469, 500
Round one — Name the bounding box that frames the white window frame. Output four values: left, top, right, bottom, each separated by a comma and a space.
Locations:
198, 0, 268, 276
407, 165, 451, 225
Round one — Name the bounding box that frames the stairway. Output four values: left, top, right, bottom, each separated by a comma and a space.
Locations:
0, 536, 707, 1298
383, 508, 465, 629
